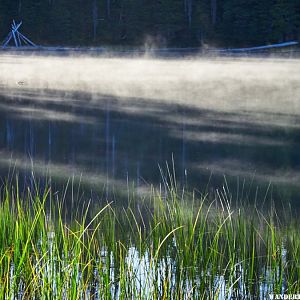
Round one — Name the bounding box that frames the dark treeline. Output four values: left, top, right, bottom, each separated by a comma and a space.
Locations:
0, 0, 300, 47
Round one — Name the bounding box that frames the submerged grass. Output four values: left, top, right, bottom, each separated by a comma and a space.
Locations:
0, 179, 299, 299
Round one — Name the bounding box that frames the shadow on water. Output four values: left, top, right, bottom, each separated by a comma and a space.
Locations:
0, 86, 299, 208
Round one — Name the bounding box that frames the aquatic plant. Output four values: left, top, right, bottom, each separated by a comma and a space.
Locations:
0, 179, 298, 300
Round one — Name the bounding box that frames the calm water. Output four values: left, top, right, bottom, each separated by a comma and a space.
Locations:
0, 54, 300, 206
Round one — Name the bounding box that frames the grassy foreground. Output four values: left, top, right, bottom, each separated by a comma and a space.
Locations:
0, 181, 299, 300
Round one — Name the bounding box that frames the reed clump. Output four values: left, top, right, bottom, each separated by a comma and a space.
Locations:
0, 181, 298, 300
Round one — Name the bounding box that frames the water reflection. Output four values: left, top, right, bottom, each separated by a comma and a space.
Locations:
0, 84, 299, 206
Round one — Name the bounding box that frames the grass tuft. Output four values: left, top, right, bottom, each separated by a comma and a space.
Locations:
0, 179, 298, 299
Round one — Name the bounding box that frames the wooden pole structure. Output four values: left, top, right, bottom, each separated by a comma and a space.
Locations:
2, 20, 37, 48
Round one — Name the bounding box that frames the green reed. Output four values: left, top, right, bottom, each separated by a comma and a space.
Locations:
0, 179, 298, 300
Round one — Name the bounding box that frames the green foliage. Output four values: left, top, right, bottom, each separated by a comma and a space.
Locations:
0, 179, 299, 298
0, 0, 299, 46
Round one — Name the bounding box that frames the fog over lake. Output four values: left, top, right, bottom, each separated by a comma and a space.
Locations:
0, 54, 300, 205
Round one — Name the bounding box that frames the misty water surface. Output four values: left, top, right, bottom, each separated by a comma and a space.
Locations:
0, 54, 300, 206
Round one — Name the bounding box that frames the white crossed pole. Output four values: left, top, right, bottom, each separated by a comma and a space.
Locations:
2, 20, 37, 48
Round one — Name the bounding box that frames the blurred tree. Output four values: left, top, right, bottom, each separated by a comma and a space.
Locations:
0, 0, 299, 47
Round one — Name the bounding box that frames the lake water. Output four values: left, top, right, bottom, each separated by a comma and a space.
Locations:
0, 54, 300, 207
